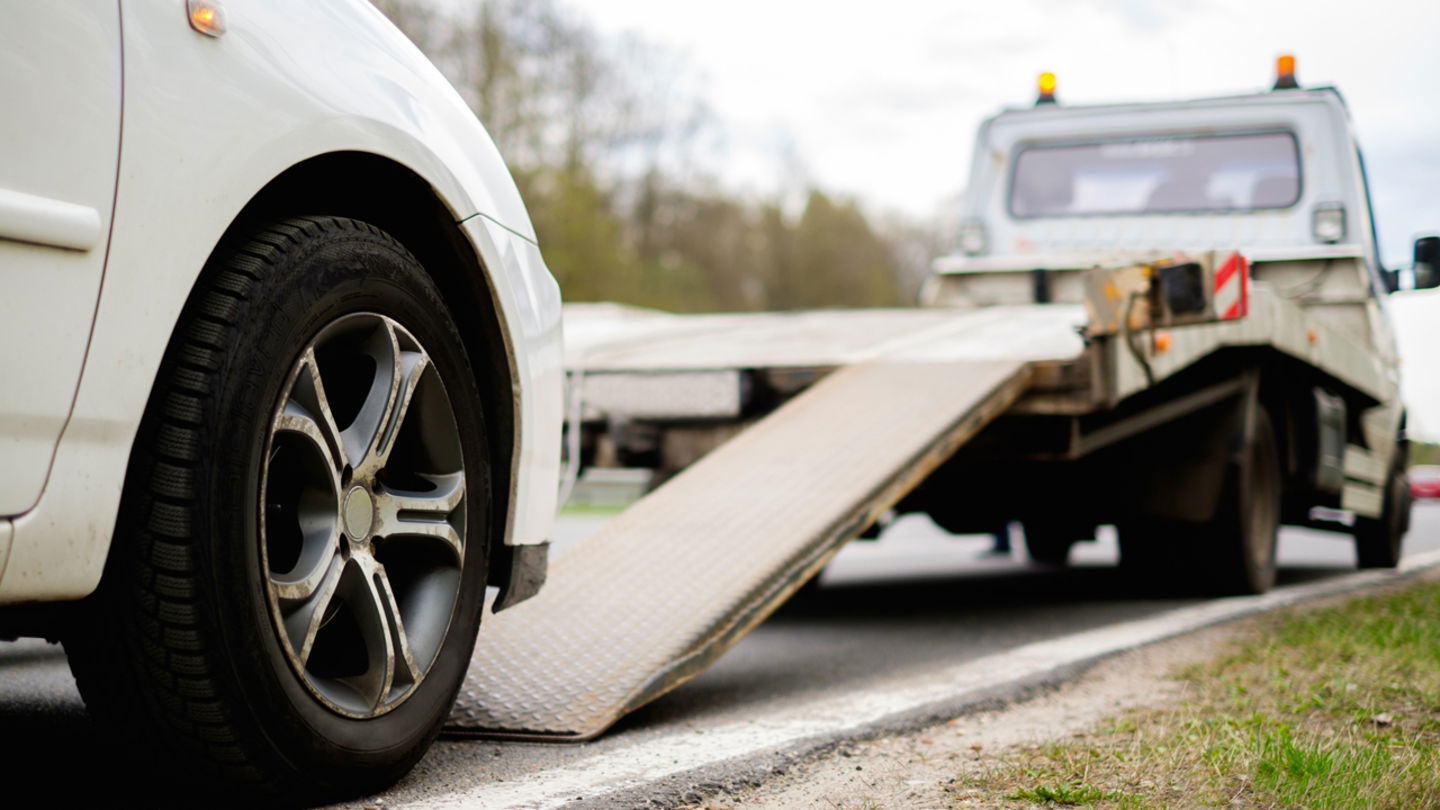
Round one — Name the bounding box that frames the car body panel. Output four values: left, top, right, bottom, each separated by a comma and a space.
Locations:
0, 519, 11, 587
1, 0, 561, 602
0, 1, 122, 515
464, 215, 564, 549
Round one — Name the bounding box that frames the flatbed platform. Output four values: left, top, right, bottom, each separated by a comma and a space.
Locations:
564, 303, 1088, 372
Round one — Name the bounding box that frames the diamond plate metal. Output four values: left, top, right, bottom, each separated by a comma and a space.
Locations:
448, 360, 1030, 739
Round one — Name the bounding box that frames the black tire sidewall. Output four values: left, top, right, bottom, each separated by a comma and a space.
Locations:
1116, 407, 1280, 595
1219, 407, 1281, 594
1022, 522, 1078, 566
1356, 459, 1406, 568
200, 224, 489, 789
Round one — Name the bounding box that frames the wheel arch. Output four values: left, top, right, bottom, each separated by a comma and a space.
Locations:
198, 151, 520, 593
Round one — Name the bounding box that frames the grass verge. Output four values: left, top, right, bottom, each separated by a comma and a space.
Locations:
558, 502, 632, 517
955, 578, 1440, 809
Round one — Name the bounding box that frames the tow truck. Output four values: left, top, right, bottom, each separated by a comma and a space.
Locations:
442, 57, 1438, 741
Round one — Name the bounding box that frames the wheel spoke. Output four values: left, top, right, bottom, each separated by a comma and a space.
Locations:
338, 326, 396, 472
320, 558, 393, 713
374, 346, 428, 472
279, 350, 349, 473
270, 533, 343, 603
281, 552, 345, 667
346, 322, 428, 478
371, 565, 421, 705
273, 404, 343, 487
373, 472, 465, 562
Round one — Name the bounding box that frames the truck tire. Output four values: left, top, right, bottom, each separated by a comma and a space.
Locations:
64, 216, 491, 802
1022, 521, 1085, 567
1203, 407, 1281, 595
1116, 520, 1178, 577
1353, 455, 1409, 569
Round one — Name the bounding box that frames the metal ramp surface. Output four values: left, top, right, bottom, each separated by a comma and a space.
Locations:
447, 359, 1030, 739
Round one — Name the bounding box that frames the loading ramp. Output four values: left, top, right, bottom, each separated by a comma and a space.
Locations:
447, 358, 1031, 739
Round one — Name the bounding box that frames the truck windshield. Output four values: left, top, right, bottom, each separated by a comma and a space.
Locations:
1009, 131, 1300, 217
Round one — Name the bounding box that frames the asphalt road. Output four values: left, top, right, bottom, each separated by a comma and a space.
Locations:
3, 504, 1437, 807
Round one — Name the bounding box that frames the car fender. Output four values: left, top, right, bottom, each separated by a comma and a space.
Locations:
0, 0, 560, 602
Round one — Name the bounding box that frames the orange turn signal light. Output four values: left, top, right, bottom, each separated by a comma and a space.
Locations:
187, 0, 226, 37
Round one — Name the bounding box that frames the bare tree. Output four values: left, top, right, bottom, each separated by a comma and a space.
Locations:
371, 0, 914, 313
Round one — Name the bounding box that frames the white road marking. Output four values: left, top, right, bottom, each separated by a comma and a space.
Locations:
402, 549, 1440, 810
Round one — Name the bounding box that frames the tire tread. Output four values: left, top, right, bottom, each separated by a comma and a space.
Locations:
64, 216, 483, 801
66, 216, 412, 798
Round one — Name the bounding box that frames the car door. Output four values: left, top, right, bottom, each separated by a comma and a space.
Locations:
0, 2, 122, 515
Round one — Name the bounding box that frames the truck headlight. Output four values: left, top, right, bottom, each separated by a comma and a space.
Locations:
1312, 203, 1346, 244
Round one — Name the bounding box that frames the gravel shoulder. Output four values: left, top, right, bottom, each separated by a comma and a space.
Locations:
682, 623, 1234, 809
684, 571, 1440, 810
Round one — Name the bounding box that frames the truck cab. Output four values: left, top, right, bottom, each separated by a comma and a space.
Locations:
931, 78, 1404, 363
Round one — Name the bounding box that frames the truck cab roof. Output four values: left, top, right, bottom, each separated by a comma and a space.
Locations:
941, 87, 1378, 274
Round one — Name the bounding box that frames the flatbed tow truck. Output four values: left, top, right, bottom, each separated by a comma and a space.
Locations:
443, 60, 1438, 742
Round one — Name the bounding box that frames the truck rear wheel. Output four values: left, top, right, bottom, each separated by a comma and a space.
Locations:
1022, 521, 1087, 567
1353, 454, 1409, 569
1116, 520, 1180, 578
1118, 407, 1281, 594
1203, 408, 1281, 595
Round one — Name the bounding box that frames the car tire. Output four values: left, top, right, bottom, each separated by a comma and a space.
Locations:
1353, 452, 1409, 569
64, 216, 491, 802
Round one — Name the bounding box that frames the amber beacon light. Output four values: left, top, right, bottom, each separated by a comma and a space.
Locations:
1036, 71, 1057, 105
1273, 54, 1298, 90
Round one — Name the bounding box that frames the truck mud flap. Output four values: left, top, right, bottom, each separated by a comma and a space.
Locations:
446, 359, 1031, 740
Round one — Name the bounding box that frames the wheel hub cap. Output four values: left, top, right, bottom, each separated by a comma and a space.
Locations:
343, 486, 374, 541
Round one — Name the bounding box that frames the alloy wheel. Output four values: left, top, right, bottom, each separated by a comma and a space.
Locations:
260, 313, 467, 718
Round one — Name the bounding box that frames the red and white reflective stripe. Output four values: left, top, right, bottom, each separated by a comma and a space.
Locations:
1214, 251, 1249, 320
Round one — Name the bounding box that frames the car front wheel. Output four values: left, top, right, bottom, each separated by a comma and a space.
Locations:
65, 216, 491, 801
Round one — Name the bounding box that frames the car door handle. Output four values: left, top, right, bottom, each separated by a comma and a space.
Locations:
0, 187, 102, 252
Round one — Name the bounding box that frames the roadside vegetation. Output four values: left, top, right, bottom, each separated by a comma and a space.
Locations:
1410, 440, 1440, 467
372, 0, 929, 313
957, 580, 1440, 809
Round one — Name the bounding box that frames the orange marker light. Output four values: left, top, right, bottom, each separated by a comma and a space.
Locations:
1154, 331, 1173, 354
1273, 54, 1298, 90
188, 0, 226, 37
1036, 72, 1058, 105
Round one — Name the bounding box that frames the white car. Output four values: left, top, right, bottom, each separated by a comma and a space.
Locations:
0, 0, 562, 800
